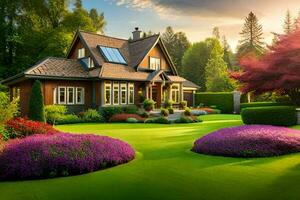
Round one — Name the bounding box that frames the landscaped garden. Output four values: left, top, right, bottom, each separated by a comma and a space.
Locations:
0, 114, 299, 200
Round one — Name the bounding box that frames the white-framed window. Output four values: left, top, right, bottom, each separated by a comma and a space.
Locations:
171, 84, 180, 103
58, 87, 66, 104
120, 82, 127, 104
149, 57, 161, 70
113, 82, 119, 105
88, 57, 94, 68
76, 87, 85, 104
128, 83, 134, 104
78, 48, 85, 58
67, 87, 75, 104
53, 88, 57, 104
104, 81, 112, 105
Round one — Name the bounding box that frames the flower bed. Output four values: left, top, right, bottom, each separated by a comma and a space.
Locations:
5, 118, 58, 139
109, 113, 145, 123
192, 125, 300, 157
0, 133, 135, 180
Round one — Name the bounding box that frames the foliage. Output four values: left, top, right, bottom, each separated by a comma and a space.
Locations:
161, 26, 191, 75
174, 116, 201, 124
0, 92, 19, 124
195, 92, 233, 113
145, 117, 170, 124
168, 107, 174, 114
100, 106, 138, 122
0, 133, 135, 180
109, 114, 145, 123
222, 36, 237, 71
283, 10, 293, 34
126, 118, 139, 123
192, 125, 300, 157
81, 109, 103, 122
205, 45, 237, 92
232, 28, 300, 106
191, 110, 207, 116
28, 80, 45, 122
196, 107, 221, 114
55, 114, 83, 125
160, 108, 169, 117
179, 101, 187, 109
143, 99, 155, 111
237, 12, 265, 58
45, 105, 67, 124
240, 102, 291, 110
241, 106, 297, 126
162, 99, 173, 109
183, 107, 192, 116
5, 118, 57, 139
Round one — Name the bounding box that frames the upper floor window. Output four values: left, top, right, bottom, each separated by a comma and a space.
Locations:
78, 48, 85, 59
149, 57, 161, 70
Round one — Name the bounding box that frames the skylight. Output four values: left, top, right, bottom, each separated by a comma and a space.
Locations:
98, 46, 127, 65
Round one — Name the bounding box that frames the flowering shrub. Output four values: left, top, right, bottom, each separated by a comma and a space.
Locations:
5, 118, 58, 138
0, 133, 135, 180
109, 114, 145, 123
192, 125, 300, 158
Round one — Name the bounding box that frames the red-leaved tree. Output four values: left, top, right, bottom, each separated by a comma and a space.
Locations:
232, 28, 300, 105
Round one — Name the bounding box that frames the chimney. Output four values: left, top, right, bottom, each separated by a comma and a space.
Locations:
132, 27, 142, 41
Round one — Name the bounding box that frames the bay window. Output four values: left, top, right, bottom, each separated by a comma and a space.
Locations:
104, 81, 112, 105
113, 82, 119, 105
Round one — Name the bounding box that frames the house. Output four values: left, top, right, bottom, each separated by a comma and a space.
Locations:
2, 28, 200, 116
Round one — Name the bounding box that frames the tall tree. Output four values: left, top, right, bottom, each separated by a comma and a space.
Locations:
237, 12, 265, 58
206, 46, 236, 92
89, 8, 106, 34
283, 10, 293, 34
28, 80, 45, 122
221, 35, 234, 70
294, 10, 300, 30
212, 27, 220, 40
232, 29, 300, 106
162, 26, 190, 75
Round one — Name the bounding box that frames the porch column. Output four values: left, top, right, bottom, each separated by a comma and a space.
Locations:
145, 84, 149, 99
180, 83, 184, 102
157, 83, 162, 107
149, 84, 153, 100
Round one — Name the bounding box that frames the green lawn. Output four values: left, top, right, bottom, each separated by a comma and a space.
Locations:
1, 114, 300, 200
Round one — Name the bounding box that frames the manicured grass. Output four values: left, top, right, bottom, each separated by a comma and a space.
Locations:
0, 114, 300, 200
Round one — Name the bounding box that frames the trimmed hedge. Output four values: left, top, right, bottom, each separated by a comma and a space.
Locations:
240, 102, 291, 110
241, 106, 297, 126
195, 92, 233, 114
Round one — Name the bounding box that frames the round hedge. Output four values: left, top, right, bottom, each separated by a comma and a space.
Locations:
192, 125, 300, 158
0, 133, 135, 180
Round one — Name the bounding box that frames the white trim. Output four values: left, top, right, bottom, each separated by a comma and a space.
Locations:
128, 83, 134, 104
58, 87, 66, 104
113, 81, 120, 105
53, 87, 57, 104
171, 83, 180, 103
149, 57, 161, 70
120, 82, 127, 105
67, 87, 75, 104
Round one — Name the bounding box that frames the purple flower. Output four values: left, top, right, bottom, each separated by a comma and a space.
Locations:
0, 133, 135, 180
192, 125, 300, 158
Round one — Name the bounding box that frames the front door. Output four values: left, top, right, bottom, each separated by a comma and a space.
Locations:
151, 86, 158, 108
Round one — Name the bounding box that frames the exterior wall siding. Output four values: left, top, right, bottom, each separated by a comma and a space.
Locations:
139, 44, 171, 71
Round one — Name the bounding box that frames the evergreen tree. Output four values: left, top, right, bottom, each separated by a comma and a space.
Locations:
283, 10, 293, 34
237, 12, 265, 58
75, 0, 82, 9
294, 10, 300, 30
205, 46, 236, 92
222, 35, 233, 70
89, 8, 106, 34
28, 80, 45, 122
162, 26, 190, 75
212, 27, 220, 40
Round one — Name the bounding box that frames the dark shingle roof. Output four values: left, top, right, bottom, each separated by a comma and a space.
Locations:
25, 57, 89, 78
182, 80, 201, 89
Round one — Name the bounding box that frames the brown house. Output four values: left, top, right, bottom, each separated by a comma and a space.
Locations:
2, 28, 199, 116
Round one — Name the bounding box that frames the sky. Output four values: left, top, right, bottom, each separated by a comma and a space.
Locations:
82, 0, 300, 51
